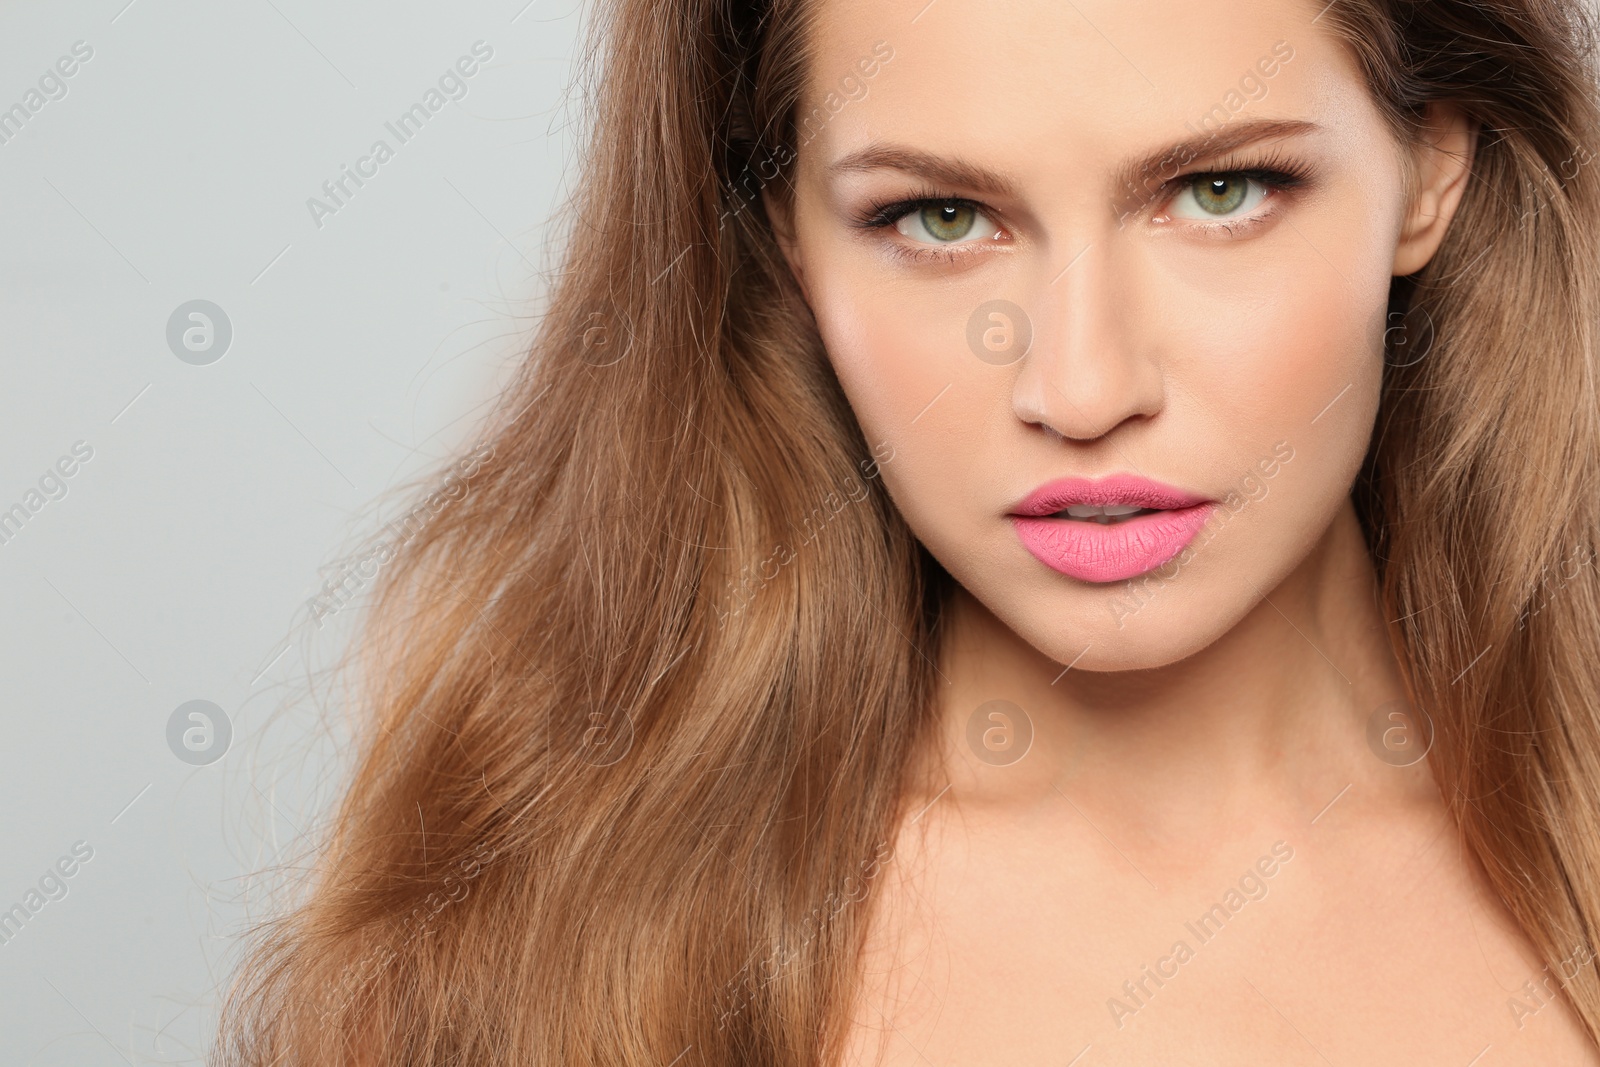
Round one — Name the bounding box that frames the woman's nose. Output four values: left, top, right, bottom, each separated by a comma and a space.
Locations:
1007, 242, 1166, 442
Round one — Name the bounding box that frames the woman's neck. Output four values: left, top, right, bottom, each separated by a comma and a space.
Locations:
917, 498, 1428, 846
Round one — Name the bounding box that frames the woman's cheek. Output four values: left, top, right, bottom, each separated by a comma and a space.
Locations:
1169, 231, 1384, 470
1180, 265, 1385, 587
1231, 173, 1401, 438
811, 280, 999, 552
1241, 252, 1386, 490
811, 266, 973, 446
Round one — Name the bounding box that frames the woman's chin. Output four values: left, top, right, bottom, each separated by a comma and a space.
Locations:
953, 567, 1256, 676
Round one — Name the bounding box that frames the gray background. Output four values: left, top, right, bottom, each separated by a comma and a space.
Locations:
0, 1, 587, 1062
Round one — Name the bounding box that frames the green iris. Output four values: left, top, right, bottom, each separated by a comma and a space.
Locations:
919, 201, 976, 241
1190, 175, 1248, 215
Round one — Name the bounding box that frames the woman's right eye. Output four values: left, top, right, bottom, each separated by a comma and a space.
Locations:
1168, 173, 1271, 219
893, 200, 1004, 245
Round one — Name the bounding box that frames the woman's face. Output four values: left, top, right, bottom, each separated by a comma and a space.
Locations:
772, 0, 1466, 670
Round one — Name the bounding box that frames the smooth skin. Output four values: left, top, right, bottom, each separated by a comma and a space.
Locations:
766, 0, 1600, 1062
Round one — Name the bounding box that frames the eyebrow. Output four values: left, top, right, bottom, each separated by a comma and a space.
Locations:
825, 118, 1321, 202
1115, 118, 1321, 199
827, 143, 1021, 198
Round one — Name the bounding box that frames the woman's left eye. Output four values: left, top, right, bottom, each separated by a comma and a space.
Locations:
894, 200, 1002, 244
1168, 173, 1270, 220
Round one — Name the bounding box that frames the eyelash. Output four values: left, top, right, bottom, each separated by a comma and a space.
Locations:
852, 151, 1313, 262
1155, 149, 1311, 233
850, 185, 994, 265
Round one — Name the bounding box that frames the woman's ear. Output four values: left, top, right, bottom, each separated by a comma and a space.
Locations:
1393, 102, 1477, 276
763, 187, 812, 304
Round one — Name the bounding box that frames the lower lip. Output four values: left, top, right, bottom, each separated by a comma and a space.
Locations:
1009, 505, 1216, 584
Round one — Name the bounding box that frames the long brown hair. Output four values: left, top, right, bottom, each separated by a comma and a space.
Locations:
214, 0, 1600, 1062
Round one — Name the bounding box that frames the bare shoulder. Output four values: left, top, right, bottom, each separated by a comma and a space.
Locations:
835, 790, 1600, 1067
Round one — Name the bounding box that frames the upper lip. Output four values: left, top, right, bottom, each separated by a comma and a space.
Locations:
1008, 474, 1210, 517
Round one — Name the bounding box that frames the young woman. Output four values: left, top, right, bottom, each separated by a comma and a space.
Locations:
217, 0, 1600, 1062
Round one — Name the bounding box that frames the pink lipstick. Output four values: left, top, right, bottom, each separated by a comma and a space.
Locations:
1008, 474, 1216, 584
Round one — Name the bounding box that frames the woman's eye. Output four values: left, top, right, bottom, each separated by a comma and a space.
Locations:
895, 201, 999, 244
1169, 173, 1269, 219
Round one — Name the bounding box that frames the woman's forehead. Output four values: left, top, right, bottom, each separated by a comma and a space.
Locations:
796, 0, 1355, 150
